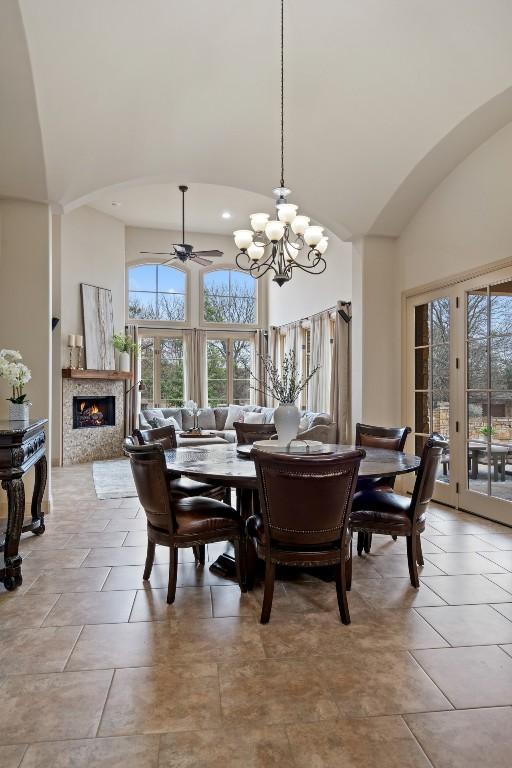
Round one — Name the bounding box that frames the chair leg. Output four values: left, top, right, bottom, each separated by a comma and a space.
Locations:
363, 533, 372, 554
335, 559, 351, 625
406, 535, 420, 588
260, 560, 275, 624
392, 535, 398, 541
234, 538, 247, 593
345, 541, 353, 592
192, 544, 205, 566
143, 540, 155, 580
357, 531, 365, 556
167, 546, 178, 604
416, 534, 424, 566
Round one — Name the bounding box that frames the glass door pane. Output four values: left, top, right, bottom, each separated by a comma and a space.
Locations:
159, 337, 184, 408
232, 339, 252, 405
140, 337, 155, 409
413, 297, 450, 484
207, 339, 228, 406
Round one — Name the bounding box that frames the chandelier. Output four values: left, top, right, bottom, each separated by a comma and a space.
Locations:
233, 0, 328, 287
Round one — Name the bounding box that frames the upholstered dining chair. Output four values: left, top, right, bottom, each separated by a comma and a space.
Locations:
354, 422, 411, 555
133, 425, 226, 565
234, 422, 277, 445
124, 440, 246, 602
350, 438, 445, 588
249, 448, 365, 624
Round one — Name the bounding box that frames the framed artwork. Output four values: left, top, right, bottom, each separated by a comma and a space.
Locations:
80, 283, 115, 370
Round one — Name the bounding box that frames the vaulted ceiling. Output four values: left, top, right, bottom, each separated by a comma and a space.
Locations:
2, 0, 512, 239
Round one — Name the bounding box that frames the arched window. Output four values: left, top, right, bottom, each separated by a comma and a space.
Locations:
203, 269, 256, 324
128, 263, 186, 321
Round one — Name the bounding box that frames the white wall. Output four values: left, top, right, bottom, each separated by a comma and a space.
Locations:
268, 238, 352, 327
398, 121, 512, 291
60, 206, 126, 366
0, 199, 52, 505
125, 226, 268, 328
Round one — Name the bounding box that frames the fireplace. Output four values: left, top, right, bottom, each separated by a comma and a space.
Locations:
73, 396, 116, 429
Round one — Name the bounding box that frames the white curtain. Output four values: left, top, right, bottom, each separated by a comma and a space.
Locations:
330, 301, 352, 442
254, 329, 268, 406
308, 310, 332, 413
184, 329, 208, 406
124, 323, 140, 435
284, 321, 301, 364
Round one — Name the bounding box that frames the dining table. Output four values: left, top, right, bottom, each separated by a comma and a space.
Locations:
164, 442, 421, 584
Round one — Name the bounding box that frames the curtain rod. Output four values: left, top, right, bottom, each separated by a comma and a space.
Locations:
271, 300, 351, 330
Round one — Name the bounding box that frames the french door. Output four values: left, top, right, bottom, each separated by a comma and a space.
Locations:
406, 266, 512, 524
206, 334, 254, 407
139, 332, 185, 409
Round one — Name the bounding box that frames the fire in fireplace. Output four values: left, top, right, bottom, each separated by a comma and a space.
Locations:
73, 396, 115, 429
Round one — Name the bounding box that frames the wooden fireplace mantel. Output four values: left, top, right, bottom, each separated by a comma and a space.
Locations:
61, 368, 132, 381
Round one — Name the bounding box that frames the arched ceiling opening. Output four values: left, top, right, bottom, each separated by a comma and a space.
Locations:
2, 0, 512, 239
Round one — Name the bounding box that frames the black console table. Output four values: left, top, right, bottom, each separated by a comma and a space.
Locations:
0, 418, 48, 590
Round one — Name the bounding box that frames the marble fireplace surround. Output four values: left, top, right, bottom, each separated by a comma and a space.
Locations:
62, 377, 125, 465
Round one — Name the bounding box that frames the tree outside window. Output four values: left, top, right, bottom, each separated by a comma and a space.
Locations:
128, 264, 186, 321
203, 270, 256, 325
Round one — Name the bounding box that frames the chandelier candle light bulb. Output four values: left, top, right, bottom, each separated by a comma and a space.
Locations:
233, 0, 328, 286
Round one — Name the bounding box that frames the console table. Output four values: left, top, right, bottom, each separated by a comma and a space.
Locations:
0, 418, 48, 590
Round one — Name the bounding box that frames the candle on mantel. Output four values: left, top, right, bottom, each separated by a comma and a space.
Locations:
67, 334, 76, 347
75, 335, 83, 348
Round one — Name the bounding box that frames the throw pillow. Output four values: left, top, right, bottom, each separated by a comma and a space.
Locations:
224, 404, 245, 430
155, 415, 182, 432
298, 415, 309, 433
143, 408, 165, 427
244, 412, 265, 424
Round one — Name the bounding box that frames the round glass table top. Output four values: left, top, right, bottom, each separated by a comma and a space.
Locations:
164, 443, 420, 488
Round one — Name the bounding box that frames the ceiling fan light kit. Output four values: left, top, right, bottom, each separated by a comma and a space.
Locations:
140, 184, 224, 266
233, 0, 328, 287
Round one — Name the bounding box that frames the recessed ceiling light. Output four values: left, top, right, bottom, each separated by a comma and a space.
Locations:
111, 201, 121, 207
221, 211, 232, 219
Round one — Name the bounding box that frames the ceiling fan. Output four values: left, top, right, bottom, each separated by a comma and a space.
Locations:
139, 185, 224, 266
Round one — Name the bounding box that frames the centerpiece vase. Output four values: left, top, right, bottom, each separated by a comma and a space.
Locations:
9, 402, 30, 422
274, 403, 300, 444
118, 351, 131, 373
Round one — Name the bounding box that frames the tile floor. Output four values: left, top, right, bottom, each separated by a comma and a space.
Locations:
1, 464, 512, 766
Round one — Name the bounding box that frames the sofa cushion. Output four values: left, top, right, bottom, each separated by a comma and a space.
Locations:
182, 407, 216, 431
214, 407, 228, 430
298, 414, 310, 433
160, 408, 183, 429
259, 407, 275, 424
143, 408, 165, 427
139, 411, 152, 429
225, 405, 245, 430
244, 412, 265, 424
155, 415, 181, 432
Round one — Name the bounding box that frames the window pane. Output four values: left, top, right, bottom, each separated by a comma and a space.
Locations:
140, 338, 155, 407
160, 338, 184, 407
432, 344, 449, 391
467, 339, 488, 390
432, 390, 449, 437
230, 270, 256, 297
157, 293, 185, 321
415, 392, 431, 435
415, 304, 430, 347
491, 336, 512, 390
129, 291, 158, 320
467, 291, 488, 339
233, 379, 250, 405
128, 264, 156, 292
467, 391, 487, 441
207, 339, 228, 406
431, 297, 450, 345
158, 266, 186, 295
490, 280, 512, 336
203, 270, 256, 324
415, 347, 430, 390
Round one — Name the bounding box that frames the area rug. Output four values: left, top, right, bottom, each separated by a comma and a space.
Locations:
92, 458, 137, 499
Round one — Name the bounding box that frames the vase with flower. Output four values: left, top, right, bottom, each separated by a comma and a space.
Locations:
0, 349, 32, 421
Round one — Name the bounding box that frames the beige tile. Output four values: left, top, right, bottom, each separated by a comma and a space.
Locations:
43, 590, 136, 626
315, 650, 451, 715
413, 645, 512, 708
353, 577, 446, 609
421, 574, 512, 605
99, 664, 221, 736
20, 735, 159, 768
478, 550, 512, 570
159, 726, 294, 768
0, 626, 82, 675
105, 517, 147, 531
407, 707, 512, 768
0, 669, 113, 745
83, 546, 168, 567
492, 602, 512, 621
27, 567, 110, 593
176, 563, 240, 587
219, 658, 338, 726
23, 548, 90, 569
476, 532, 512, 550
371, 555, 445, 578
42, 519, 109, 533
260, 610, 447, 658
0, 745, 27, 768
102, 564, 169, 591
19, 533, 74, 551
211, 583, 295, 618
368, 534, 444, 556
287, 715, 432, 768
417, 604, 512, 645
424, 552, 506, 575
282, 580, 370, 615
424, 534, 499, 552
485, 573, 512, 594
67, 531, 128, 548
130, 586, 212, 622
426, 520, 500, 535
0, 593, 59, 628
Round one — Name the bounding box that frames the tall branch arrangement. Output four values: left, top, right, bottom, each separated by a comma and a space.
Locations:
251, 350, 319, 405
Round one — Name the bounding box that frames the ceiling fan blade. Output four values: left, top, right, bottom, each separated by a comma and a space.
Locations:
162, 256, 179, 265
192, 250, 223, 258
190, 255, 212, 266
139, 251, 174, 256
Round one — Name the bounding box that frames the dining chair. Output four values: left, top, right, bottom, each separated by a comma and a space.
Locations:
124, 440, 246, 602
354, 422, 411, 554
234, 421, 277, 445
350, 438, 445, 588
133, 424, 226, 565
249, 448, 365, 624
